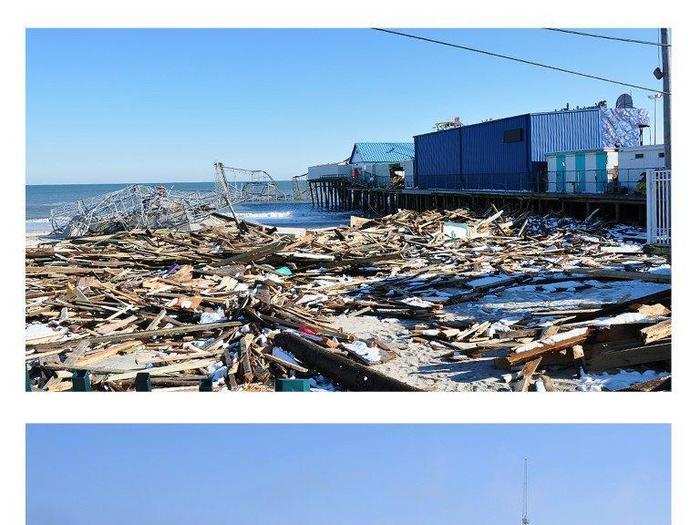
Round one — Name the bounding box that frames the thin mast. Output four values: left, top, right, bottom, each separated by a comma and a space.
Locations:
521, 458, 529, 525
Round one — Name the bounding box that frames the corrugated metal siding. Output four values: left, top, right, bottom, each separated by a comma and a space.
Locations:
414, 128, 461, 188
414, 109, 607, 192
530, 109, 602, 162
460, 114, 531, 190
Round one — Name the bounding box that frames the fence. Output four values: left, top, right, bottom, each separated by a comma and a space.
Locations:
413, 168, 656, 195
542, 168, 652, 195
646, 169, 671, 245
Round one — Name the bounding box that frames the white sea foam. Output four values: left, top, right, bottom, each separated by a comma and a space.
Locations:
237, 210, 294, 220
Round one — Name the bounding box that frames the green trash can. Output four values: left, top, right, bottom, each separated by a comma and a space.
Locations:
275, 378, 311, 392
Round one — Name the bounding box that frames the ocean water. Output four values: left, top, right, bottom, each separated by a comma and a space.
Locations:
26, 182, 352, 233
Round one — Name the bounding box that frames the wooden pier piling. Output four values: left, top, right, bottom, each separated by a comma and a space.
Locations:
307, 177, 646, 224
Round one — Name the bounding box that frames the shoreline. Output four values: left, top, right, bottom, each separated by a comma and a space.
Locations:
25, 221, 315, 248
26, 230, 52, 248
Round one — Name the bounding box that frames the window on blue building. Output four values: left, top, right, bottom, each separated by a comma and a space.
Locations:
503, 128, 524, 143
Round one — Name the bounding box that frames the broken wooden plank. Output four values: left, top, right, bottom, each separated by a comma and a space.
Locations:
274, 332, 423, 392
640, 319, 672, 345
586, 342, 671, 372
496, 328, 591, 370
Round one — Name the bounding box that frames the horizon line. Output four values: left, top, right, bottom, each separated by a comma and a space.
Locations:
25, 178, 298, 186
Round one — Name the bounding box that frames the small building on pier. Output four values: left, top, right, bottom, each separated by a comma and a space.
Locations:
413, 106, 649, 192
307, 162, 352, 181
348, 142, 415, 188
545, 144, 666, 195
308, 142, 415, 188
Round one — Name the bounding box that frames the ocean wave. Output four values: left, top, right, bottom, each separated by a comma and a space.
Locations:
26, 216, 71, 224
26, 217, 52, 224
237, 211, 294, 220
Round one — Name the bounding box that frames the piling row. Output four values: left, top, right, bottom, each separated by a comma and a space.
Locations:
308, 179, 350, 211
307, 178, 646, 224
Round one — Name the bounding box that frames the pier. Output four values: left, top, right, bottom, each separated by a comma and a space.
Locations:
308, 177, 647, 223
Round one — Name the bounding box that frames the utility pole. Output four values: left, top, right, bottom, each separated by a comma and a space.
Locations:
660, 28, 671, 168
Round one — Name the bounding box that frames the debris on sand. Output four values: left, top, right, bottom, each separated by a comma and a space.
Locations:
26, 207, 670, 391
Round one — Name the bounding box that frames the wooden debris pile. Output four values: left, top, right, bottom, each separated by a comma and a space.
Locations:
26, 206, 671, 391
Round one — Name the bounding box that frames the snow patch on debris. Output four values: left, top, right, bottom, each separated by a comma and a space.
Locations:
514, 327, 588, 354
341, 340, 382, 364
578, 369, 670, 392
586, 312, 669, 327
400, 297, 436, 309
648, 264, 671, 275
601, 244, 643, 254
447, 279, 669, 321
199, 308, 227, 324
467, 274, 512, 288
25, 323, 68, 345
272, 346, 301, 365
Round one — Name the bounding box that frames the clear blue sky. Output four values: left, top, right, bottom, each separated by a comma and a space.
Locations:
27, 424, 670, 525
26, 29, 666, 184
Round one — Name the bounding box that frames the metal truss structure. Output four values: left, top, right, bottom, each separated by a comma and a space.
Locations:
49, 162, 311, 238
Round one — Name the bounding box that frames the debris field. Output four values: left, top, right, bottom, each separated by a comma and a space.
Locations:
26, 207, 671, 392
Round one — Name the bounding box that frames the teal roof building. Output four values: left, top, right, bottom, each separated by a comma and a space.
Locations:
349, 142, 415, 164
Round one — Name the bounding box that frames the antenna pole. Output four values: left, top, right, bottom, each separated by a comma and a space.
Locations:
522, 458, 529, 525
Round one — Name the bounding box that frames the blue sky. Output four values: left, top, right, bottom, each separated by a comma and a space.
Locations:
27, 424, 670, 525
26, 29, 666, 184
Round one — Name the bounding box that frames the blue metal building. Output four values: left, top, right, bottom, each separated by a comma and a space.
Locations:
414, 107, 649, 191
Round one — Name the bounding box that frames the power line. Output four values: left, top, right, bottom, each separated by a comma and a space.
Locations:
545, 28, 670, 47
373, 28, 668, 95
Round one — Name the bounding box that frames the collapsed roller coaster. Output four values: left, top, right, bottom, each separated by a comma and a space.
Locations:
213, 162, 310, 203
48, 162, 310, 238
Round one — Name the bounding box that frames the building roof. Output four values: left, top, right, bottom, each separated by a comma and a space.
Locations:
350, 142, 415, 164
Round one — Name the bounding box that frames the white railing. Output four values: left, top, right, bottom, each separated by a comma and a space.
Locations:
646, 169, 671, 245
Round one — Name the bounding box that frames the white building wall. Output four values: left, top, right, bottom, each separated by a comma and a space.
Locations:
307, 163, 352, 180
618, 145, 666, 191
403, 160, 415, 188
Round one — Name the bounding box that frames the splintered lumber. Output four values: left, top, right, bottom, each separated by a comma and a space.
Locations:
25, 205, 672, 392
31, 321, 243, 351
101, 358, 218, 382
585, 341, 671, 371
73, 341, 143, 367
640, 320, 672, 344
275, 332, 423, 391
213, 239, 290, 266
496, 328, 590, 370
621, 376, 672, 392
565, 269, 671, 284
517, 357, 542, 392
569, 289, 671, 323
